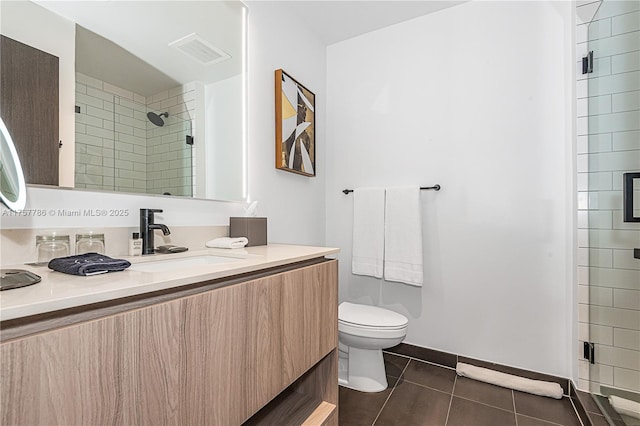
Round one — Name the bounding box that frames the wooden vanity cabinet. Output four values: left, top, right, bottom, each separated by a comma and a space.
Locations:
0, 259, 338, 425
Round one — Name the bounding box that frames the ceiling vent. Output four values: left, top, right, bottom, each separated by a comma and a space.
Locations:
168, 33, 231, 66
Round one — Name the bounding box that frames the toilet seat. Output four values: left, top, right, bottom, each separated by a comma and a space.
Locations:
338, 302, 408, 339
339, 302, 408, 328
339, 321, 407, 339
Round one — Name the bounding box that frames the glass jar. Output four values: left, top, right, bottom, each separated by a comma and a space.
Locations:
36, 234, 70, 264
75, 233, 105, 255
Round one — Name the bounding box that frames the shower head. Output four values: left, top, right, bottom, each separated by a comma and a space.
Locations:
147, 111, 169, 127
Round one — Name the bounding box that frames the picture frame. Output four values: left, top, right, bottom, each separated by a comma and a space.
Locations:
275, 69, 316, 177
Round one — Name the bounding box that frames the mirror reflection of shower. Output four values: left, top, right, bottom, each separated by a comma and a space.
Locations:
74, 86, 194, 197
147, 111, 168, 127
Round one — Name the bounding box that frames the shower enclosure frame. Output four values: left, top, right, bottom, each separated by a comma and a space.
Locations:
578, 0, 640, 424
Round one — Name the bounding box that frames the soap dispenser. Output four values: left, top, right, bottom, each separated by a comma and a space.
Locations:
129, 232, 143, 256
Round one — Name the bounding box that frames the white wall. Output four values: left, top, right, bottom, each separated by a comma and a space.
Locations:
326, 1, 575, 377
245, 1, 327, 246
1, 1, 75, 187
205, 75, 244, 201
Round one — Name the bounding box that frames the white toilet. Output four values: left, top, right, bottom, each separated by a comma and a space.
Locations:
338, 302, 409, 392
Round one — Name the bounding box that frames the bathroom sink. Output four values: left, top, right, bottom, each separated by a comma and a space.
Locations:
129, 254, 242, 273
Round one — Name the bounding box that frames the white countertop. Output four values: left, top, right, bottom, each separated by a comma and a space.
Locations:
0, 244, 339, 321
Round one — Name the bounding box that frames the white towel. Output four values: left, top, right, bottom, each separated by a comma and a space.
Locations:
384, 186, 423, 286
206, 237, 248, 249
352, 187, 385, 278
609, 395, 640, 419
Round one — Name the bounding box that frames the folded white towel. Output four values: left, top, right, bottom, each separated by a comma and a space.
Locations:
206, 237, 248, 249
456, 362, 563, 399
609, 395, 640, 419
352, 187, 385, 278
384, 186, 423, 286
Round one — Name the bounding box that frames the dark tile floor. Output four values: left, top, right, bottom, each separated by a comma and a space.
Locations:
339, 353, 583, 426
588, 393, 639, 426
577, 391, 613, 426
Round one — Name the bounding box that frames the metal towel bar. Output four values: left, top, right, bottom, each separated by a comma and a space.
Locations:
342, 185, 440, 195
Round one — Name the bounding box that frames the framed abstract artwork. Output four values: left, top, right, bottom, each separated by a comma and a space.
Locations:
275, 69, 315, 177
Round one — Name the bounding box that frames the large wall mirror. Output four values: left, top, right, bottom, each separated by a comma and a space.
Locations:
0, 0, 247, 202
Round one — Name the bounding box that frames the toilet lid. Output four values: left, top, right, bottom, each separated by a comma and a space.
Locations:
338, 302, 408, 329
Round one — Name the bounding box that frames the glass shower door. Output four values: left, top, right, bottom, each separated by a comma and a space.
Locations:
585, 1, 640, 424
146, 107, 194, 197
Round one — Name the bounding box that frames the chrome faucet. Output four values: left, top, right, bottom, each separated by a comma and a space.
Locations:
140, 208, 171, 255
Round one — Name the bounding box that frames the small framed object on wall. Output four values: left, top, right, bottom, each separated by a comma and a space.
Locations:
274, 69, 315, 177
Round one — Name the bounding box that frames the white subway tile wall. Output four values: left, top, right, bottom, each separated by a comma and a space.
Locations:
75, 73, 195, 196
576, 0, 640, 395
146, 84, 195, 196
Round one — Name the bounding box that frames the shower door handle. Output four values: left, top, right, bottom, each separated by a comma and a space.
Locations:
624, 173, 640, 260
623, 172, 640, 222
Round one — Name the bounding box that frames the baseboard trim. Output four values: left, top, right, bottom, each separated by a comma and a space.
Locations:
386, 342, 457, 369
387, 343, 568, 393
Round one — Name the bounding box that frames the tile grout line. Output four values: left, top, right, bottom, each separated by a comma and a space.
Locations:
576, 0, 601, 9
610, 89, 613, 113
513, 390, 519, 426
370, 358, 412, 426
444, 375, 457, 426
580, 30, 640, 44
398, 375, 523, 415
456, 395, 515, 413
514, 390, 582, 426
399, 378, 457, 398
454, 394, 520, 415
582, 103, 640, 119
517, 413, 566, 426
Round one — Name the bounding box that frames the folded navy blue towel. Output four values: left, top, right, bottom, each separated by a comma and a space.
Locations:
48, 252, 131, 276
